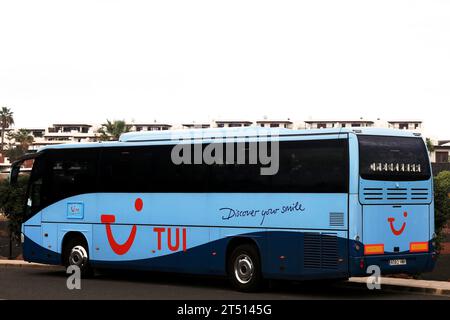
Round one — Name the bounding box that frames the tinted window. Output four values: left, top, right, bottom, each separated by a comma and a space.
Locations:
26, 155, 46, 217
271, 139, 348, 193
207, 142, 270, 192
100, 139, 348, 193
44, 149, 99, 206
99, 146, 208, 192
207, 140, 348, 193
358, 135, 431, 181
29, 139, 349, 211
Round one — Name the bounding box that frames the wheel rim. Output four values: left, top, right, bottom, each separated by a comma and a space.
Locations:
69, 245, 88, 268
234, 254, 254, 284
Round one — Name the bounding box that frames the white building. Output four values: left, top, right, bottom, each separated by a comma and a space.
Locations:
387, 120, 422, 131
304, 120, 374, 129
182, 123, 211, 129
44, 124, 98, 144
129, 123, 172, 131
256, 120, 293, 129
214, 120, 253, 128
430, 140, 450, 163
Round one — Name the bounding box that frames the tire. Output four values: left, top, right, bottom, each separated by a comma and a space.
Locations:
228, 244, 263, 292
63, 236, 94, 278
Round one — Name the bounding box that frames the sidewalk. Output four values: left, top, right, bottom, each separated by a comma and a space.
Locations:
0, 259, 62, 270
1, 259, 449, 296
348, 277, 450, 296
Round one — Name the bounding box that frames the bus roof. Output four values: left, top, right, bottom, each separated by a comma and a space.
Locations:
36, 127, 422, 152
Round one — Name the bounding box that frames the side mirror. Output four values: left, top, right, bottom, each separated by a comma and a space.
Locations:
9, 161, 23, 186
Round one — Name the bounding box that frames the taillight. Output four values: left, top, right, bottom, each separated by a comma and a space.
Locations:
364, 244, 384, 255
410, 242, 429, 253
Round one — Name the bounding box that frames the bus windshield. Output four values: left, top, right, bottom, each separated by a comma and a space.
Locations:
358, 135, 431, 181
25, 154, 46, 218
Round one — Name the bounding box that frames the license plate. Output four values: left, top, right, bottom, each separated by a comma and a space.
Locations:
389, 259, 407, 266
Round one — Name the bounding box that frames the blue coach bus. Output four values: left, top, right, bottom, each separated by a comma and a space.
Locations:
10, 127, 436, 291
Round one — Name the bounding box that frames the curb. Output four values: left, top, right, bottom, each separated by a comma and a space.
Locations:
0, 260, 62, 270
347, 277, 450, 297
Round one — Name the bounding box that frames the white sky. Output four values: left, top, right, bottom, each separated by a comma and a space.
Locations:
1, 0, 449, 138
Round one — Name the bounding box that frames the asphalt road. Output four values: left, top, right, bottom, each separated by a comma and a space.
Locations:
0, 266, 449, 300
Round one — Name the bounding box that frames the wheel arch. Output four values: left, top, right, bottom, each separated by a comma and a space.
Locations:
60, 231, 89, 265
225, 236, 262, 273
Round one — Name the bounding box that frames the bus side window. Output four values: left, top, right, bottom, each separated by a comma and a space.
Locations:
45, 149, 98, 206
208, 142, 268, 192
272, 139, 349, 193
100, 149, 131, 192
99, 145, 210, 193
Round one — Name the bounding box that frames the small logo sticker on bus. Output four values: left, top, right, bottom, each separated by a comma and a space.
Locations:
67, 203, 84, 219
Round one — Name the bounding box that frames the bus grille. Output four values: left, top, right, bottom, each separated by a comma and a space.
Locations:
303, 233, 338, 270
362, 187, 430, 203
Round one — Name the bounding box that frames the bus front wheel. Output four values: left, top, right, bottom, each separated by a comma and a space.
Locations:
228, 244, 262, 292
63, 237, 93, 277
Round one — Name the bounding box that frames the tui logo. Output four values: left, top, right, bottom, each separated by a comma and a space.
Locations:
387, 211, 407, 236
100, 198, 143, 255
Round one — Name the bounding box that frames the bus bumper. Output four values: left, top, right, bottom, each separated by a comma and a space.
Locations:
349, 252, 437, 277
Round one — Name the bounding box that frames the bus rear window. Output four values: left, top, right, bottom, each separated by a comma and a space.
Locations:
358, 135, 431, 181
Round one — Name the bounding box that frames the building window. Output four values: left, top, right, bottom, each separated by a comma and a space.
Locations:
414, 123, 420, 129
217, 124, 224, 128
136, 126, 143, 132
33, 131, 43, 138
270, 124, 280, 128
317, 123, 327, 129
436, 151, 449, 163
351, 124, 361, 127
399, 123, 408, 130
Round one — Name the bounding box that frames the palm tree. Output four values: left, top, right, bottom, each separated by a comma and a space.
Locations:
426, 138, 435, 156
8, 129, 34, 151
97, 120, 130, 141
0, 107, 14, 152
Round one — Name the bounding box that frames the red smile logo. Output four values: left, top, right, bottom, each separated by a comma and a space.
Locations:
388, 211, 407, 236
101, 198, 143, 255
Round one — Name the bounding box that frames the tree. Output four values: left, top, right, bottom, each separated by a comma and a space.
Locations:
4, 129, 34, 163
4, 146, 27, 163
0, 175, 29, 241
0, 107, 14, 152
8, 129, 34, 150
426, 138, 435, 156
434, 171, 450, 252
97, 120, 130, 141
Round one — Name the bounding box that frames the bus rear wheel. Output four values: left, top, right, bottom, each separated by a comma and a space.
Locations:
63, 237, 93, 277
228, 244, 262, 292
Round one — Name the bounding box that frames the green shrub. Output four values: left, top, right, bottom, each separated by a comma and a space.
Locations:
0, 175, 29, 240
434, 171, 450, 252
